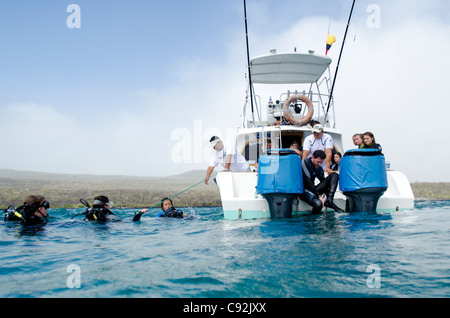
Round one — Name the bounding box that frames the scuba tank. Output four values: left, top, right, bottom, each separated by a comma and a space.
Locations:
4, 205, 26, 222
4, 204, 48, 225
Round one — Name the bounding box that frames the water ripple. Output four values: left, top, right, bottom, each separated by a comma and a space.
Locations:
1, 203, 450, 297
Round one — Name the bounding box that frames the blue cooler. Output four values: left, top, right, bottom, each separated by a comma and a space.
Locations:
339, 149, 388, 212
256, 149, 303, 218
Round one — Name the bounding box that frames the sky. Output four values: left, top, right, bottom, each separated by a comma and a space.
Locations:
0, 0, 449, 182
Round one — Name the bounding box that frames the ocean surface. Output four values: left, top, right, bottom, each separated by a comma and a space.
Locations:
1, 201, 449, 298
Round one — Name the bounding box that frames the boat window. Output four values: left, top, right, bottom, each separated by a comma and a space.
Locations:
240, 131, 303, 164
279, 131, 303, 150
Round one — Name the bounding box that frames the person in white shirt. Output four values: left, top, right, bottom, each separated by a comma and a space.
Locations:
204, 136, 250, 185
302, 123, 334, 174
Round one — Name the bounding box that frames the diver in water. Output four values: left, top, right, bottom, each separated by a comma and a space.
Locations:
133, 197, 186, 221
81, 195, 118, 221
4, 195, 50, 225
156, 197, 186, 218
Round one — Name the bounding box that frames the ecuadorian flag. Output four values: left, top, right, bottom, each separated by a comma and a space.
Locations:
326, 34, 336, 55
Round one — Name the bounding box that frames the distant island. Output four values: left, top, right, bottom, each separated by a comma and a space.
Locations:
0, 169, 448, 209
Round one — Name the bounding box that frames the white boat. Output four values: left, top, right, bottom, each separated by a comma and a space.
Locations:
215, 51, 415, 220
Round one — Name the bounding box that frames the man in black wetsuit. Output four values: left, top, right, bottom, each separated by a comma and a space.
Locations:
84, 195, 118, 221
300, 150, 344, 214
4, 195, 49, 225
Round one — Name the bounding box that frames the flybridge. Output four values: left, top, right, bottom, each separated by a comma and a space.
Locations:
250, 51, 332, 84
242, 50, 336, 129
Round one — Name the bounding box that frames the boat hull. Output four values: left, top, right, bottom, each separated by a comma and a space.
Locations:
216, 170, 414, 220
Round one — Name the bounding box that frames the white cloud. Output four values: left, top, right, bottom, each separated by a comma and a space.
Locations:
0, 57, 247, 177
335, 15, 450, 182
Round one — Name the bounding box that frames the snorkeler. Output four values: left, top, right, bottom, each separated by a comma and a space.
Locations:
132, 197, 186, 221
4, 195, 50, 225
156, 197, 186, 218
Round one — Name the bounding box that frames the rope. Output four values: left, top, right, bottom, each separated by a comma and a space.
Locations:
150, 173, 217, 209
132, 172, 218, 221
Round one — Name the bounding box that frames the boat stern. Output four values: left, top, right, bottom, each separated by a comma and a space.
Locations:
216, 171, 271, 220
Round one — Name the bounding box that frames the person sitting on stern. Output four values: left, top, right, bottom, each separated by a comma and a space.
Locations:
299, 150, 344, 214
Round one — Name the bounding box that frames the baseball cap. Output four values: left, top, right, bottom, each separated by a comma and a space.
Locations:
311, 124, 324, 133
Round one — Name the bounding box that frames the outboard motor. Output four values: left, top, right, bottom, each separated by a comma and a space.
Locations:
339, 149, 388, 212
256, 149, 303, 218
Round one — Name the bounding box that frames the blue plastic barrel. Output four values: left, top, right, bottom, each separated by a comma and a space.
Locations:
256, 149, 303, 217
339, 149, 388, 212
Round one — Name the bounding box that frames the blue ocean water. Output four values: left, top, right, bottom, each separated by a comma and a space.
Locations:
1, 201, 449, 298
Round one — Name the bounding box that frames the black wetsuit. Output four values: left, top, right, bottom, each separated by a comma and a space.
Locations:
158, 207, 184, 218
299, 158, 340, 214
84, 208, 116, 221
362, 143, 382, 152
4, 209, 46, 225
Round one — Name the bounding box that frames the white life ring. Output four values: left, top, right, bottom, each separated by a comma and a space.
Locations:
283, 94, 314, 126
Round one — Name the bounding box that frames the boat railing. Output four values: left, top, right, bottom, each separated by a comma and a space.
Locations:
244, 88, 335, 129
265, 89, 334, 127
242, 62, 335, 128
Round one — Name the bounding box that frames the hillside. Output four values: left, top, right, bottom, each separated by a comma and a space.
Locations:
0, 169, 449, 209
410, 182, 450, 201
0, 169, 221, 208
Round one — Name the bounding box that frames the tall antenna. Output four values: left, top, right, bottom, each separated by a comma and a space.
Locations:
325, 0, 356, 118
328, 0, 334, 34
243, 0, 255, 125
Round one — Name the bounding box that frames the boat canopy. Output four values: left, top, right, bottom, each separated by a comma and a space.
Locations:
250, 52, 332, 84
